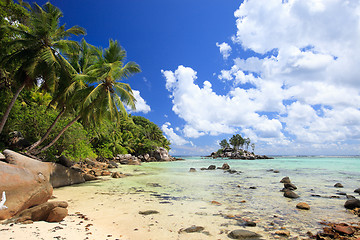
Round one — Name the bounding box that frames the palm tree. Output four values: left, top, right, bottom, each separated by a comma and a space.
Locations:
27, 39, 96, 153
37, 40, 141, 153
0, 2, 85, 134
251, 143, 255, 153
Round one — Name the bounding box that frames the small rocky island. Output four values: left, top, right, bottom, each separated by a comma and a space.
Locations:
207, 134, 273, 160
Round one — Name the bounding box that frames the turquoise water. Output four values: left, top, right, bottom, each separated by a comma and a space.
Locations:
101, 156, 360, 237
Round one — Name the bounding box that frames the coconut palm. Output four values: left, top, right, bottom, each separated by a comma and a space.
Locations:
37, 40, 141, 153
0, 2, 85, 134
27, 39, 96, 153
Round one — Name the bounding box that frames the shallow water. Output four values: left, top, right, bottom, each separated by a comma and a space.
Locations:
83, 156, 360, 238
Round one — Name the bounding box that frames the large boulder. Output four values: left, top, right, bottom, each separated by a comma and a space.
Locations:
3, 149, 52, 181
344, 198, 360, 209
0, 161, 53, 220
151, 147, 173, 161
50, 163, 85, 188
12, 201, 68, 223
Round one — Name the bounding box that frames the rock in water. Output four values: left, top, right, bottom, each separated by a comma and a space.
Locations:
208, 165, 216, 170
284, 183, 297, 190
189, 168, 196, 172
228, 229, 262, 239
354, 188, 360, 194
182, 226, 204, 233
221, 163, 230, 170
334, 183, 344, 188
138, 210, 159, 215
284, 189, 299, 198
111, 172, 126, 178
344, 198, 360, 209
280, 177, 291, 183
296, 202, 310, 210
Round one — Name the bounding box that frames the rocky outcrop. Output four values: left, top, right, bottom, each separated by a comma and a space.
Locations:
0, 160, 53, 220
209, 148, 273, 160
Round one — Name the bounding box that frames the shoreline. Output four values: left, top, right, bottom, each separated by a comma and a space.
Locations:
1, 156, 360, 239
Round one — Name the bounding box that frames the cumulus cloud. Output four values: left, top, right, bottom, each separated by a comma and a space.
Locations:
216, 42, 232, 60
162, 0, 360, 154
161, 122, 189, 146
127, 90, 151, 114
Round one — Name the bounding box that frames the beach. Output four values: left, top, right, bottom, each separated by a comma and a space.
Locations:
1, 156, 360, 239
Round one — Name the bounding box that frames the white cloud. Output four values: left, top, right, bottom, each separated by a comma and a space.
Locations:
128, 90, 151, 114
161, 122, 189, 146
216, 42, 232, 60
162, 0, 360, 154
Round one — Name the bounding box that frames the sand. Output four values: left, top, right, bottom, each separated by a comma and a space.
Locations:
0, 176, 270, 240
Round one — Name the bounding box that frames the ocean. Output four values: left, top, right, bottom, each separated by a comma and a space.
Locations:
88, 156, 360, 238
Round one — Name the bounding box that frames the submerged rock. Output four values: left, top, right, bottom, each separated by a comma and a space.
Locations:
189, 168, 196, 172
275, 230, 290, 237
284, 183, 297, 190
208, 165, 216, 170
354, 188, 360, 194
296, 202, 310, 210
284, 189, 299, 198
138, 210, 159, 215
344, 198, 360, 209
228, 229, 262, 239
334, 183, 344, 188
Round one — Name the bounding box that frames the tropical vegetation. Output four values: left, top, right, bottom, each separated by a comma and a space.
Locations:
0, 1, 170, 161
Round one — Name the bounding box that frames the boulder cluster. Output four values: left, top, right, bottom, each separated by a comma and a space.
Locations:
113, 147, 177, 165
280, 176, 300, 199
208, 148, 273, 160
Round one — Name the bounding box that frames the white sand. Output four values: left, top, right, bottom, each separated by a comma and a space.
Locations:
0, 176, 270, 240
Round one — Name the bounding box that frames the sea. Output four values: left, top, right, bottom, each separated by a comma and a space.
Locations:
91, 156, 360, 237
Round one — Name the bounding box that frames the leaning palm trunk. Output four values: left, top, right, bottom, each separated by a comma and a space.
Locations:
0, 82, 26, 134
37, 114, 81, 153
27, 107, 66, 153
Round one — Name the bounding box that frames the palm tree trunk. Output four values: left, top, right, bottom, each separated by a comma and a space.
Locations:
27, 106, 66, 152
37, 114, 81, 153
0, 82, 26, 134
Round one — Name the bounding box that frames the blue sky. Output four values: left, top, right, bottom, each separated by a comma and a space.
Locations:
38, 0, 360, 156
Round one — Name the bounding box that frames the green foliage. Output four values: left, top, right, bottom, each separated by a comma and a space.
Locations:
219, 139, 230, 149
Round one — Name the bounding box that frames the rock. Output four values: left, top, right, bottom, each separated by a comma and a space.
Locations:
354, 188, 360, 194
57, 155, 73, 168
181, 225, 204, 233
275, 230, 290, 237
280, 177, 291, 184
249, 186, 257, 189
3, 149, 52, 181
189, 168, 196, 172
46, 207, 68, 222
334, 183, 344, 188
296, 202, 310, 210
273, 170, 280, 173
50, 163, 85, 188
8, 131, 30, 149
0, 154, 53, 220
228, 229, 262, 239
347, 195, 356, 199
83, 173, 98, 181
111, 172, 126, 178
344, 198, 360, 209
284, 189, 299, 198
284, 183, 297, 190
138, 210, 159, 215
13, 201, 68, 223
150, 147, 173, 161
0, 152, 5, 160
200, 168, 207, 170
211, 200, 221, 205
108, 161, 118, 168
208, 165, 216, 170
244, 221, 257, 227
101, 170, 111, 176
128, 157, 141, 165
227, 169, 238, 174
333, 224, 355, 235
221, 163, 230, 170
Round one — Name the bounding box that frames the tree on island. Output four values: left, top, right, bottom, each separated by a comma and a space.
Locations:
251, 143, 255, 153
244, 137, 251, 151
219, 139, 230, 149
